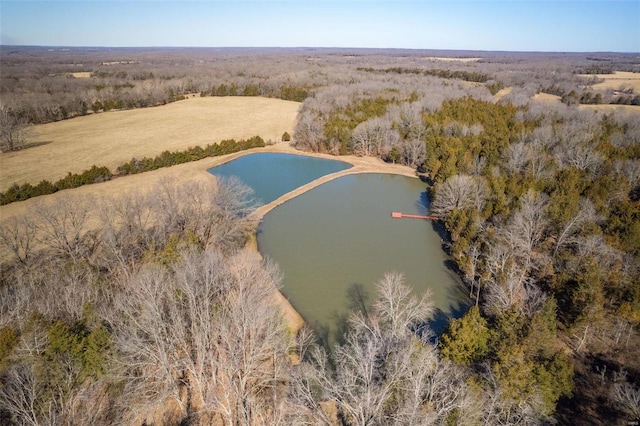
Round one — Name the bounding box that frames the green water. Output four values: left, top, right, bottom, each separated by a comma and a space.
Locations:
208, 153, 352, 205
257, 173, 468, 333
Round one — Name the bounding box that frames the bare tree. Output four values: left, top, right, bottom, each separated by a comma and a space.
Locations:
552, 120, 603, 175
210, 176, 259, 251
553, 141, 604, 174
387, 102, 428, 141
468, 154, 487, 177
402, 140, 426, 168
95, 191, 156, 279
483, 254, 530, 315
553, 198, 599, 258
60, 382, 111, 426
0, 105, 28, 152
0, 214, 38, 265
0, 364, 45, 426
293, 111, 325, 152
483, 191, 549, 315
34, 194, 96, 262
112, 263, 185, 421
465, 241, 482, 303
351, 117, 398, 157
613, 159, 640, 187
431, 174, 488, 217
503, 141, 529, 175
478, 362, 547, 426
201, 251, 291, 425
113, 248, 291, 425
394, 346, 479, 426
504, 190, 548, 260
372, 272, 434, 338
611, 372, 640, 420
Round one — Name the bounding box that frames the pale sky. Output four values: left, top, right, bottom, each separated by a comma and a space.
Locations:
1, 1, 639, 52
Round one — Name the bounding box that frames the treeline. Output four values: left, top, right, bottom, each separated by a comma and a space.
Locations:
357, 66, 494, 83
0, 136, 265, 205
116, 136, 265, 175
204, 82, 311, 102
1, 48, 319, 125
0, 165, 112, 205
541, 85, 640, 106
6, 47, 639, 128
578, 64, 614, 74
357, 66, 503, 95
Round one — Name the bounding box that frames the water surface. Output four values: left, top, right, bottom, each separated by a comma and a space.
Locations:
208, 153, 352, 205
257, 173, 467, 333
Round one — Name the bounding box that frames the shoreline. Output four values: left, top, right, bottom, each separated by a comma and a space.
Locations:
0, 142, 420, 334
241, 143, 419, 334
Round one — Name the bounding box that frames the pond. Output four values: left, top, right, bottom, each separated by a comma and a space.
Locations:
208, 152, 352, 205
208, 153, 467, 335
257, 173, 468, 334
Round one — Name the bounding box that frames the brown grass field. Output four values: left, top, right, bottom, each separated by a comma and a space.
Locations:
71, 72, 92, 78
579, 71, 640, 92
0, 96, 300, 191
533, 92, 640, 114
421, 57, 482, 62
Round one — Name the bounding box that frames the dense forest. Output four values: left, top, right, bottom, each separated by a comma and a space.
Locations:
1, 47, 639, 425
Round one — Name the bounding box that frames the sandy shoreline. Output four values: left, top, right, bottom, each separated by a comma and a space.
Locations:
0, 142, 419, 333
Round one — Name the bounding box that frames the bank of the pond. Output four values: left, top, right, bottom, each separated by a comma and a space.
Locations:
256, 173, 467, 335
211, 145, 467, 337
217, 143, 423, 335
247, 144, 419, 221
0, 141, 427, 335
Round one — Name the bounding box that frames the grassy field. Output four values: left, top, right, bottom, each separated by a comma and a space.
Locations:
0, 96, 300, 191
533, 92, 640, 114
422, 57, 482, 62
579, 71, 640, 92
71, 72, 92, 78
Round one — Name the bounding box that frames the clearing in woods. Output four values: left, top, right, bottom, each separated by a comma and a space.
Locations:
579, 71, 640, 92
0, 96, 300, 191
533, 91, 640, 114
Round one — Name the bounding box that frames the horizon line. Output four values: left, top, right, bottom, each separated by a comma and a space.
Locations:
1, 45, 639, 55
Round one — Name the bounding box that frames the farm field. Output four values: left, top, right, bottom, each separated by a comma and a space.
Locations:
580, 71, 640, 92
422, 56, 482, 62
0, 96, 300, 191
533, 91, 640, 114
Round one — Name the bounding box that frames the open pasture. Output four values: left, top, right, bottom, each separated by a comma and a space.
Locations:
580, 71, 640, 92
0, 96, 300, 191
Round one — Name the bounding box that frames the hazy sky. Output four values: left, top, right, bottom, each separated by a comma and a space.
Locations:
1, 1, 638, 52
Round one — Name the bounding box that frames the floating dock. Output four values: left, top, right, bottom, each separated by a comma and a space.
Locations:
391, 212, 439, 220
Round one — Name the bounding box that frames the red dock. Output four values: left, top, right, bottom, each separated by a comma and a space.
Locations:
391, 212, 438, 220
